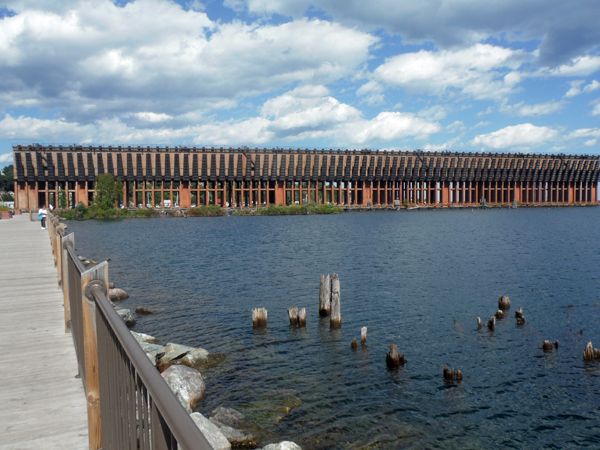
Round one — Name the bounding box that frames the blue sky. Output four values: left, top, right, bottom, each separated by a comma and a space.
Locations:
1, 0, 600, 166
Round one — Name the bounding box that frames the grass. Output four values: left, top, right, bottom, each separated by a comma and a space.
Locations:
234, 202, 342, 216
187, 205, 225, 217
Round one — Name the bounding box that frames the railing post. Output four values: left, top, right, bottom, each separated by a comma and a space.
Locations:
82, 263, 109, 450
56, 225, 65, 287
62, 234, 75, 333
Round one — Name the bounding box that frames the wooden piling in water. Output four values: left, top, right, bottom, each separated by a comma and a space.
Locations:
386, 344, 406, 368
330, 274, 341, 328
287, 307, 299, 326
319, 274, 331, 316
361, 327, 367, 345
252, 308, 268, 328
498, 295, 511, 310
298, 308, 306, 327
351, 339, 357, 350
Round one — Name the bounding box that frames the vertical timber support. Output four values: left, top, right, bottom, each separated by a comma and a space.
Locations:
62, 233, 75, 333
55, 224, 66, 287
81, 261, 109, 450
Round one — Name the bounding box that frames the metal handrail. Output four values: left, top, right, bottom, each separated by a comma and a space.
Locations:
86, 281, 213, 450
46, 210, 213, 449
64, 239, 87, 273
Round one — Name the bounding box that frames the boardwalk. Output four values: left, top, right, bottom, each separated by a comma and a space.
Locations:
0, 214, 88, 450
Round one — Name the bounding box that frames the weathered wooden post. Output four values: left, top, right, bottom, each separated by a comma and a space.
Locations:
386, 344, 406, 368
351, 339, 357, 350
487, 316, 495, 330
287, 307, 299, 326
298, 308, 306, 327
252, 308, 268, 328
61, 234, 75, 332
330, 274, 341, 328
477, 317, 482, 329
319, 274, 331, 316
81, 261, 109, 450
584, 341, 595, 361
498, 295, 511, 310
361, 327, 367, 345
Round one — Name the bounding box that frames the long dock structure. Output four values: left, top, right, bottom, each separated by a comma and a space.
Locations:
13, 145, 600, 210
0, 214, 88, 449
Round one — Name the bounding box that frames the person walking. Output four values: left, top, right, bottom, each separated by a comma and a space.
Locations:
38, 205, 47, 229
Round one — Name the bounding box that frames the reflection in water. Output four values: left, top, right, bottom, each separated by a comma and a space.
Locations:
67, 208, 600, 449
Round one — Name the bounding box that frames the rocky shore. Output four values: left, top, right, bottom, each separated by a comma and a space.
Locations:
107, 280, 301, 450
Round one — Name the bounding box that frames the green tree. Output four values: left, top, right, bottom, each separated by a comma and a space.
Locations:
94, 173, 123, 210
0, 164, 14, 192
58, 189, 67, 209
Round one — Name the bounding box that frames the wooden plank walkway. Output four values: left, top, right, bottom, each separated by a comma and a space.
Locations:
0, 214, 88, 450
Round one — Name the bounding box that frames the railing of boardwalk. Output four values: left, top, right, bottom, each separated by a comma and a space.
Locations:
46, 212, 213, 450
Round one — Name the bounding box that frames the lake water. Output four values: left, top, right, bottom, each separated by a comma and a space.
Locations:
66, 207, 600, 449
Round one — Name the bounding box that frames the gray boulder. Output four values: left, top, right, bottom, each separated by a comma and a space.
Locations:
190, 413, 232, 450
130, 333, 165, 365
109, 288, 129, 301
209, 407, 277, 448
157, 342, 210, 372
261, 442, 301, 450
131, 331, 159, 344
135, 307, 159, 315
161, 365, 205, 409
175, 391, 192, 414
116, 308, 136, 328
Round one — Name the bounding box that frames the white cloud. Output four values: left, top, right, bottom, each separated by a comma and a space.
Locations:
583, 80, 600, 93
564, 79, 600, 98
592, 103, 600, 116
228, 0, 600, 69
472, 121, 491, 129
0, 0, 376, 122
472, 123, 557, 149
584, 139, 597, 146
565, 128, 600, 139
418, 104, 450, 121
0, 153, 14, 164
500, 99, 566, 116
423, 143, 449, 151
368, 44, 532, 101
0, 87, 440, 146
134, 112, 172, 123
477, 106, 494, 117
565, 80, 585, 98
341, 111, 440, 144
544, 56, 600, 77
446, 120, 465, 133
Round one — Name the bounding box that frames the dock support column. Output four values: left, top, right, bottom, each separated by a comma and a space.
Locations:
78, 181, 87, 207
275, 181, 285, 205
180, 181, 191, 208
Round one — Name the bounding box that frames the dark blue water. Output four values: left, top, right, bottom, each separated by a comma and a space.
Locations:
66, 208, 600, 449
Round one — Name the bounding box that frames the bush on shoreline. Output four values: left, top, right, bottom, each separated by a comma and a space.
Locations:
187, 205, 225, 217
234, 202, 342, 216
57, 203, 225, 220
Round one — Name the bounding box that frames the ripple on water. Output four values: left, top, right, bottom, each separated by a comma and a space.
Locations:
66, 208, 600, 449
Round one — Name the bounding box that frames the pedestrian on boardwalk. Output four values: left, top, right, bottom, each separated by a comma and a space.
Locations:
38, 206, 47, 229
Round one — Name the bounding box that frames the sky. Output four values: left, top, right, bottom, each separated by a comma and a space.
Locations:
1, 0, 600, 166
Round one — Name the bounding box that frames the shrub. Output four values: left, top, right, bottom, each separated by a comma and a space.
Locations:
187, 205, 226, 217
233, 202, 341, 216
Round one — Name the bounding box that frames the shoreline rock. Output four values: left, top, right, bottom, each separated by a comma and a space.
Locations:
109, 288, 129, 301
191, 413, 232, 450
209, 407, 277, 449
161, 365, 206, 410
115, 308, 136, 328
